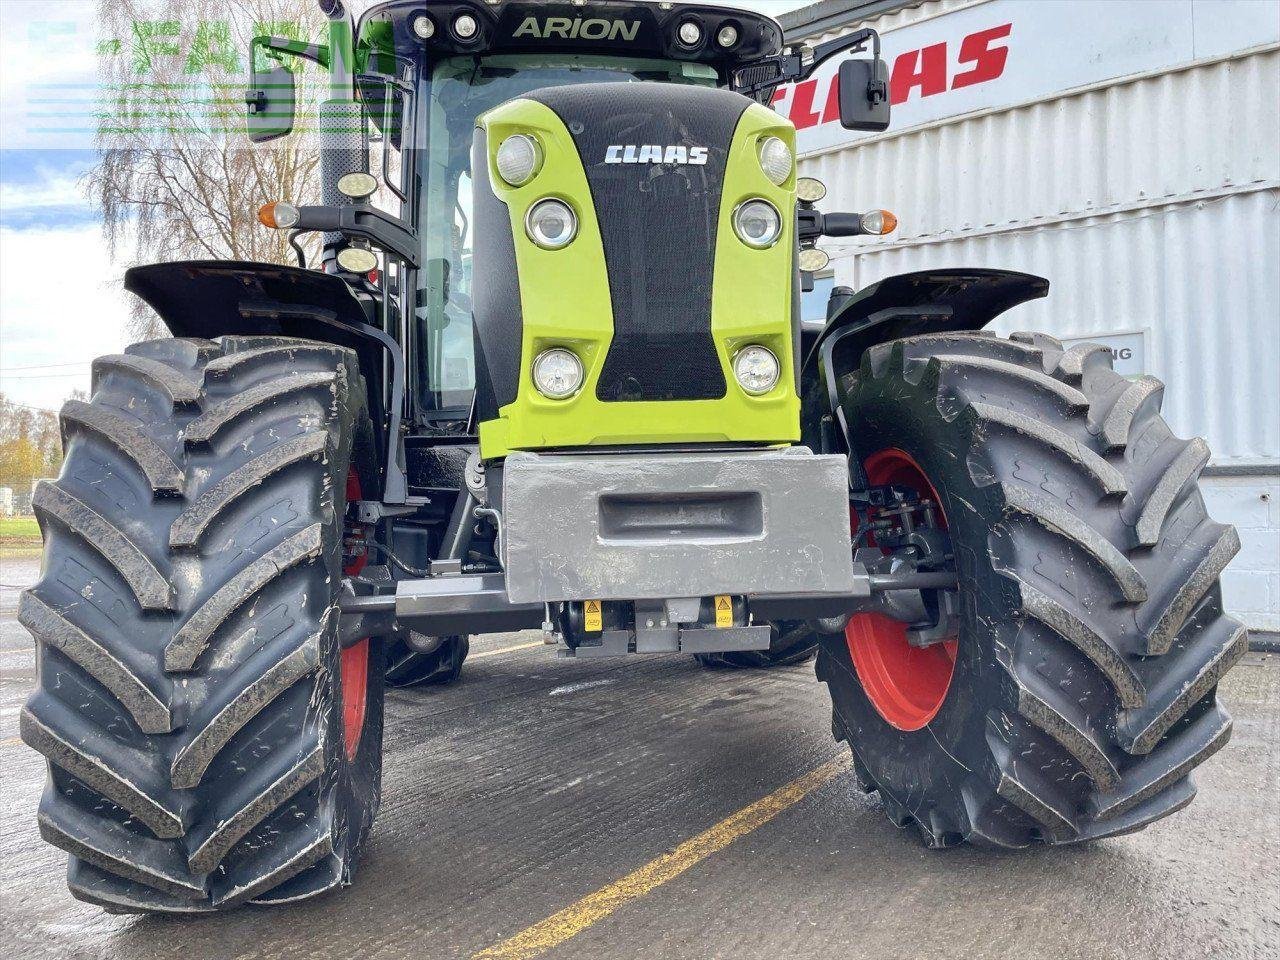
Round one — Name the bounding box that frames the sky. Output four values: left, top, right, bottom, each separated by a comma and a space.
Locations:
0, 0, 813, 413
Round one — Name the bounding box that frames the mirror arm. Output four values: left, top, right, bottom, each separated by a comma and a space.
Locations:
809, 28, 880, 79
253, 35, 330, 71
732, 27, 882, 102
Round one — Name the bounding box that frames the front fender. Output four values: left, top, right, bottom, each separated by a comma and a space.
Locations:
799, 268, 1050, 457
125, 260, 407, 502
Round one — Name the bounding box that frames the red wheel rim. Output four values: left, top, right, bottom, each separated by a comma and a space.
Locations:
341, 468, 369, 761
846, 448, 958, 732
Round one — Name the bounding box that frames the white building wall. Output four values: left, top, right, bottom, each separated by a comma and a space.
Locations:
784, 0, 1280, 631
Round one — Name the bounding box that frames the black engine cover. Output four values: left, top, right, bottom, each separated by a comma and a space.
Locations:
528, 82, 753, 402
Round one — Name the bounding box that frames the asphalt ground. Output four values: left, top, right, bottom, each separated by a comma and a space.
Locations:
1, 553, 1277, 960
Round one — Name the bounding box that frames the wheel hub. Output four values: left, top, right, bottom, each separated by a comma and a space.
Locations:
846, 449, 958, 731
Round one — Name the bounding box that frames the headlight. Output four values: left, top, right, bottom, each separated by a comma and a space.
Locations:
758, 137, 793, 186
532, 348, 584, 399
733, 346, 780, 396
732, 199, 782, 249
337, 245, 378, 274
337, 171, 378, 200
798, 247, 830, 272
526, 199, 578, 249
496, 134, 542, 187
796, 177, 827, 203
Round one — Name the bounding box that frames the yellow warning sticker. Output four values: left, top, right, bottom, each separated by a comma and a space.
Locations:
714, 595, 733, 628
584, 600, 602, 633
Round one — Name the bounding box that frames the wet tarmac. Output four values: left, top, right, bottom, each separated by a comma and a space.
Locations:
1, 554, 1277, 960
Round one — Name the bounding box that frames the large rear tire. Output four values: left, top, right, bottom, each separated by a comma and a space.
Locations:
21, 336, 384, 911
819, 331, 1245, 847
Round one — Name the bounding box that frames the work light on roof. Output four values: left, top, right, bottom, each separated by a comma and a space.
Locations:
678, 20, 702, 46
411, 14, 434, 39
453, 13, 479, 40
716, 24, 739, 48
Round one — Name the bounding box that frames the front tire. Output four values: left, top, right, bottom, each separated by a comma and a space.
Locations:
21, 336, 384, 911
820, 331, 1245, 847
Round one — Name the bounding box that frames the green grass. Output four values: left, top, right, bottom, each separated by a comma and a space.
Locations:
0, 516, 42, 550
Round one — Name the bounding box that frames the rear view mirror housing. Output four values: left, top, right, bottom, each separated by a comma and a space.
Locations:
838, 58, 891, 132
246, 60, 297, 143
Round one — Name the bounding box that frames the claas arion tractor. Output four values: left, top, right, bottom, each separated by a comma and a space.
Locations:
21, 0, 1245, 911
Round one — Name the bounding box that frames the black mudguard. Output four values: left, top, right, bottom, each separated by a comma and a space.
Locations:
125, 260, 407, 501
799, 268, 1050, 460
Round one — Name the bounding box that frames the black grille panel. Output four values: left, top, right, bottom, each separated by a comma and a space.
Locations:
528, 83, 752, 402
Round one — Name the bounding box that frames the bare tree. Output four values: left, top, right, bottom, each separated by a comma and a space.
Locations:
88, 0, 325, 338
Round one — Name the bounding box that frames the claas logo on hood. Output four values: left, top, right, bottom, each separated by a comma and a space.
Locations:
605, 145, 709, 165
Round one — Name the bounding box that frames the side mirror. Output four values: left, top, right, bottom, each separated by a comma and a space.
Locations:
246, 58, 297, 143
837, 58, 890, 132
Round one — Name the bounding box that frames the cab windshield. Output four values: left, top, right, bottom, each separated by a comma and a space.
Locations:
413, 54, 718, 423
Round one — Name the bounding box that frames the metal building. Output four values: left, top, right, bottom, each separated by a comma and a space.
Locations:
778, 0, 1280, 637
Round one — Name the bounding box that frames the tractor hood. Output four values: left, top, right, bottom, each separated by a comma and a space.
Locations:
470, 81, 800, 458
525, 82, 750, 403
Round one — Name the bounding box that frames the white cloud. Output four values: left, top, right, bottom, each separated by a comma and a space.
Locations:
0, 171, 86, 213
0, 222, 132, 411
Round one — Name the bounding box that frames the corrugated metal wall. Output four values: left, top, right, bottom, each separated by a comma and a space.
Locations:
792, 3, 1280, 630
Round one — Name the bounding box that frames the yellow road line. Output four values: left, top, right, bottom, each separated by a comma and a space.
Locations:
472, 753, 851, 960
1, 736, 22, 748
470, 639, 546, 660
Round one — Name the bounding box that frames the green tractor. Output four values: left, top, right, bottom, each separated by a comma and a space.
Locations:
21, 0, 1246, 912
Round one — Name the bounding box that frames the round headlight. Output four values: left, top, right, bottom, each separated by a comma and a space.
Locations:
496, 134, 542, 187
758, 136, 793, 187
796, 177, 827, 203
411, 14, 435, 40
716, 24, 739, 48
337, 246, 379, 274
337, 171, 378, 200
733, 199, 782, 249
526, 199, 577, 250
733, 345, 780, 396
532, 348, 584, 400
678, 20, 702, 46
